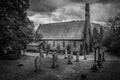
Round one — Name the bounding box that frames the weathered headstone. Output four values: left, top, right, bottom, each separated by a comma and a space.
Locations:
91, 47, 98, 72
97, 48, 103, 68
34, 56, 39, 72
64, 49, 68, 59
39, 49, 44, 57
46, 50, 49, 58
71, 50, 73, 59
67, 54, 72, 64
102, 51, 105, 61
83, 49, 87, 60
22, 49, 26, 56
76, 51, 80, 62
101, 47, 106, 61
51, 52, 59, 69
46, 44, 50, 58
80, 43, 84, 55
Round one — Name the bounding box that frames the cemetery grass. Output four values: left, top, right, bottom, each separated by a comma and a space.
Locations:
0, 54, 120, 80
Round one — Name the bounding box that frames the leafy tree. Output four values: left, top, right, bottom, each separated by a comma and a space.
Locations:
99, 27, 104, 43
0, 0, 35, 58
34, 33, 42, 41
102, 13, 120, 55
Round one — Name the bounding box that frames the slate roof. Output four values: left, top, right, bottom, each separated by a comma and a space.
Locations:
36, 21, 105, 40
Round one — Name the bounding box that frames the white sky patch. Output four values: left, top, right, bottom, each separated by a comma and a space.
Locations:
28, 14, 55, 31
90, 3, 112, 22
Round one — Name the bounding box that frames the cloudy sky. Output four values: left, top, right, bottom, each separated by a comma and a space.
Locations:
27, 0, 120, 28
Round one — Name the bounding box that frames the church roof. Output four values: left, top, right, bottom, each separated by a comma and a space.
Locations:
36, 21, 105, 40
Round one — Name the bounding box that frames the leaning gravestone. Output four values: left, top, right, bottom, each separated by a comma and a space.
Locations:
51, 52, 59, 69
67, 54, 72, 64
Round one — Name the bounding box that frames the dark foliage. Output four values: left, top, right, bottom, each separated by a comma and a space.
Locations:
34, 33, 42, 41
93, 27, 99, 45
102, 13, 120, 55
0, 0, 35, 58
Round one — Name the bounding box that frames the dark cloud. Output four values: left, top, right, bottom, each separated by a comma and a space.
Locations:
29, 0, 70, 13
70, 0, 120, 3
29, 0, 57, 13
97, 0, 120, 3
28, 0, 120, 25
70, 0, 99, 3
70, 0, 84, 2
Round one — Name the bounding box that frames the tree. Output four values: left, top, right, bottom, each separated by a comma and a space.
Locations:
34, 33, 43, 41
99, 27, 104, 43
0, 0, 35, 59
93, 27, 99, 45
108, 14, 120, 34
102, 13, 120, 55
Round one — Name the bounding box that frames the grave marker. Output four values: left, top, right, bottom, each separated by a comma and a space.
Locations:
76, 51, 80, 62
67, 54, 72, 64
51, 52, 59, 69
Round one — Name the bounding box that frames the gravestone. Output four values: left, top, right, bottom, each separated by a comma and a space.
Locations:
34, 56, 39, 72
102, 51, 105, 61
67, 54, 72, 64
46, 50, 49, 58
46, 44, 50, 58
101, 47, 106, 61
51, 52, 59, 69
97, 48, 103, 68
83, 49, 87, 60
22, 49, 26, 56
64, 49, 68, 59
91, 47, 98, 72
71, 50, 73, 59
39, 49, 44, 57
76, 52, 80, 62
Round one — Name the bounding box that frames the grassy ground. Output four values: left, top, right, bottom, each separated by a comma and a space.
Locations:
0, 53, 120, 80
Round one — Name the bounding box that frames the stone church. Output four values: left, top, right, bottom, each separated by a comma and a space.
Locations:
36, 3, 106, 54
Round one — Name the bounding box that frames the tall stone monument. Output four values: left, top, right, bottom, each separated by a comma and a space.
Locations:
83, 3, 92, 60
